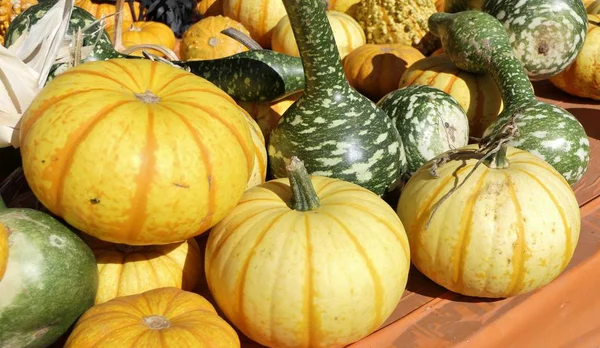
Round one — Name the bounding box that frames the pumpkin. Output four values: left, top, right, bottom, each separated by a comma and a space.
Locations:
105, 20, 177, 57
351, 0, 436, 48
81, 234, 203, 304
272, 10, 365, 58
196, 0, 223, 16
75, 0, 140, 28
342, 43, 425, 101
0, 203, 98, 347
435, 0, 444, 11
0, 0, 36, 45
222, 0, 288, 48
181, 15, 251, 61
65, 287, 241, 347
397, 144, 581, 298
206, 157, 410, 348
326, 0, 360, 13
19, 58, 255, 246
399, 54, 502, 138
0, 222, 7, 281
240, 107, 268, 189
237, 92, 301, 143
549, 15, 600, 100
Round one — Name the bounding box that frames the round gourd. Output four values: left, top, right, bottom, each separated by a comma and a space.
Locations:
399, 54, 502, 138
237, 92, 301, 143
0, 223, 7, 280
0, 205, 98, 347
240, 107, 268, 189
65, 287, 240, 347
81, 235, 203, 304
206, 157, 410, 348
181, 15, 251, 61
343, 43, 425, 101
272, 10, 366, 58
19, 58, 255, 245
377, 85, 469, 175
549, 15, 600, 100
397, 144, 581, 298
75, 0, 140, 28
223, 0, 288, 48
105, 20, 177, 57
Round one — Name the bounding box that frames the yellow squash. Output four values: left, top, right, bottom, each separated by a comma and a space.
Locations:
19, 59, 255, 246
105, 20, 177, 58
181, 15, 251, 61
222, 0, 288, 48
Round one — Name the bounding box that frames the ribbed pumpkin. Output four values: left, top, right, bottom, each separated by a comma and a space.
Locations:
343, 43, 425, 101
549, 15, 600, 100
0, 223, 7, 281
75, 0, 140, 28
65, 287, 241, 347
0, 0, 37, 45
397, 144, 581, 298
240, 107, 268, 189
222, 0, 287, 48
237, 92, 301, 143
399, 54, 502, 137
106, 20, 177, 57
181, 15, 251, 61
272, 10, 365, 58
352, 0, 436, 48
205, 158, 411, 348
326, 0, 360, 13
81, 234, 203, 304
196, 0, 223, 16
19, 58, 255, 246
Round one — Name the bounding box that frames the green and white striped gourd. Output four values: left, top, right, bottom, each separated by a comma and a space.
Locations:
429, 11, 590, 185
268, 0, 406, 195
377, 85, 470, 175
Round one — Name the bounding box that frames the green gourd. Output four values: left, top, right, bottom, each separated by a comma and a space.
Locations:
268, 0, 406, 195
428, 11, 589, 185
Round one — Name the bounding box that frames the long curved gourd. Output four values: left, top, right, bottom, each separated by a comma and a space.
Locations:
428, 11, 589, 185
267, 0, 405, 195
441, 0, 588, 80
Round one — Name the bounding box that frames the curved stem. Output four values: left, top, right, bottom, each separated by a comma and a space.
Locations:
220, 28, 263, 50
286, 157, 320, 211
113, 0, 126, 51
122, 44, 179, 60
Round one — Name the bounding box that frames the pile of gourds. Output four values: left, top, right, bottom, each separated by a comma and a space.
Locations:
0, 0, 596, 347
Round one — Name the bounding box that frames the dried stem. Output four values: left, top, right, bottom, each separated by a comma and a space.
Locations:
220, 27, 263, 50
122, 44, 179, 60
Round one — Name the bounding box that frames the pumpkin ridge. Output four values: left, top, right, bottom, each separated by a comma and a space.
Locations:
52, 100, 134, 214
504, 173, 526, 296
442, 73, 458, 94
302, 214, 317, 345
158, 103, 217, 232
173, 100, 254, 177
508, 160, 566, 182
57, 69, 134, 90
151, 251, 183, 286
159, 88, 233, 100
147, 60, 159, 92
321, 211, 385, 334
104, 59, 144, 91
515, 169, 573, 271
233, 210, 292, 334
453, 171, 488, 289
314, 179, 340, 197
151, 74, 192, 96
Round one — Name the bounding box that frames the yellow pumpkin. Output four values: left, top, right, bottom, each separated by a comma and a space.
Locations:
75, 0, 140, 28
181, 15, 251, 61
343, 43, 425, 101
222, 0, 288, 48
240, 107, 267, 189
0, 223, 8, 280
272, 10, 365, 58
0, 0, 37, 45
205, 158, 411, 348
397, 144, 581, 298
196, 0, 224, 16
106, 20, 177, 57
237, 92, 301, 143
549, 15, 600, 100
435, 0, 444, 11
65, 287, 241, 347
19, 58, 255, 246
399, 54, 502, 137
326, 0, 360, 13
81, 234, 203, 304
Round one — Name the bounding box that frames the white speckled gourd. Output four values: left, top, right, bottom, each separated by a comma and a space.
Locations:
268, 0, 406, 195
378, 85, 470, 175
428, 11, 590, 185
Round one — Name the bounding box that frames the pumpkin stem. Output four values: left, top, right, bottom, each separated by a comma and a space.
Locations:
134, 90, 161, 104
220, 28, 263, 50
142, 315, 170, 330
286, 157, 320, 211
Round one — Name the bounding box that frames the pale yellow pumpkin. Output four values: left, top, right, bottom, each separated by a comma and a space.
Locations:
272, 10, 365, 58
81, 234, 203, 304
549, 15, 600, 100
240, 107, 267, 189
205, 158, 410, 348
397, 144, 581, 298
181, 15, 251, 61
223, 0, 288, 48
399, 54, 502, 137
